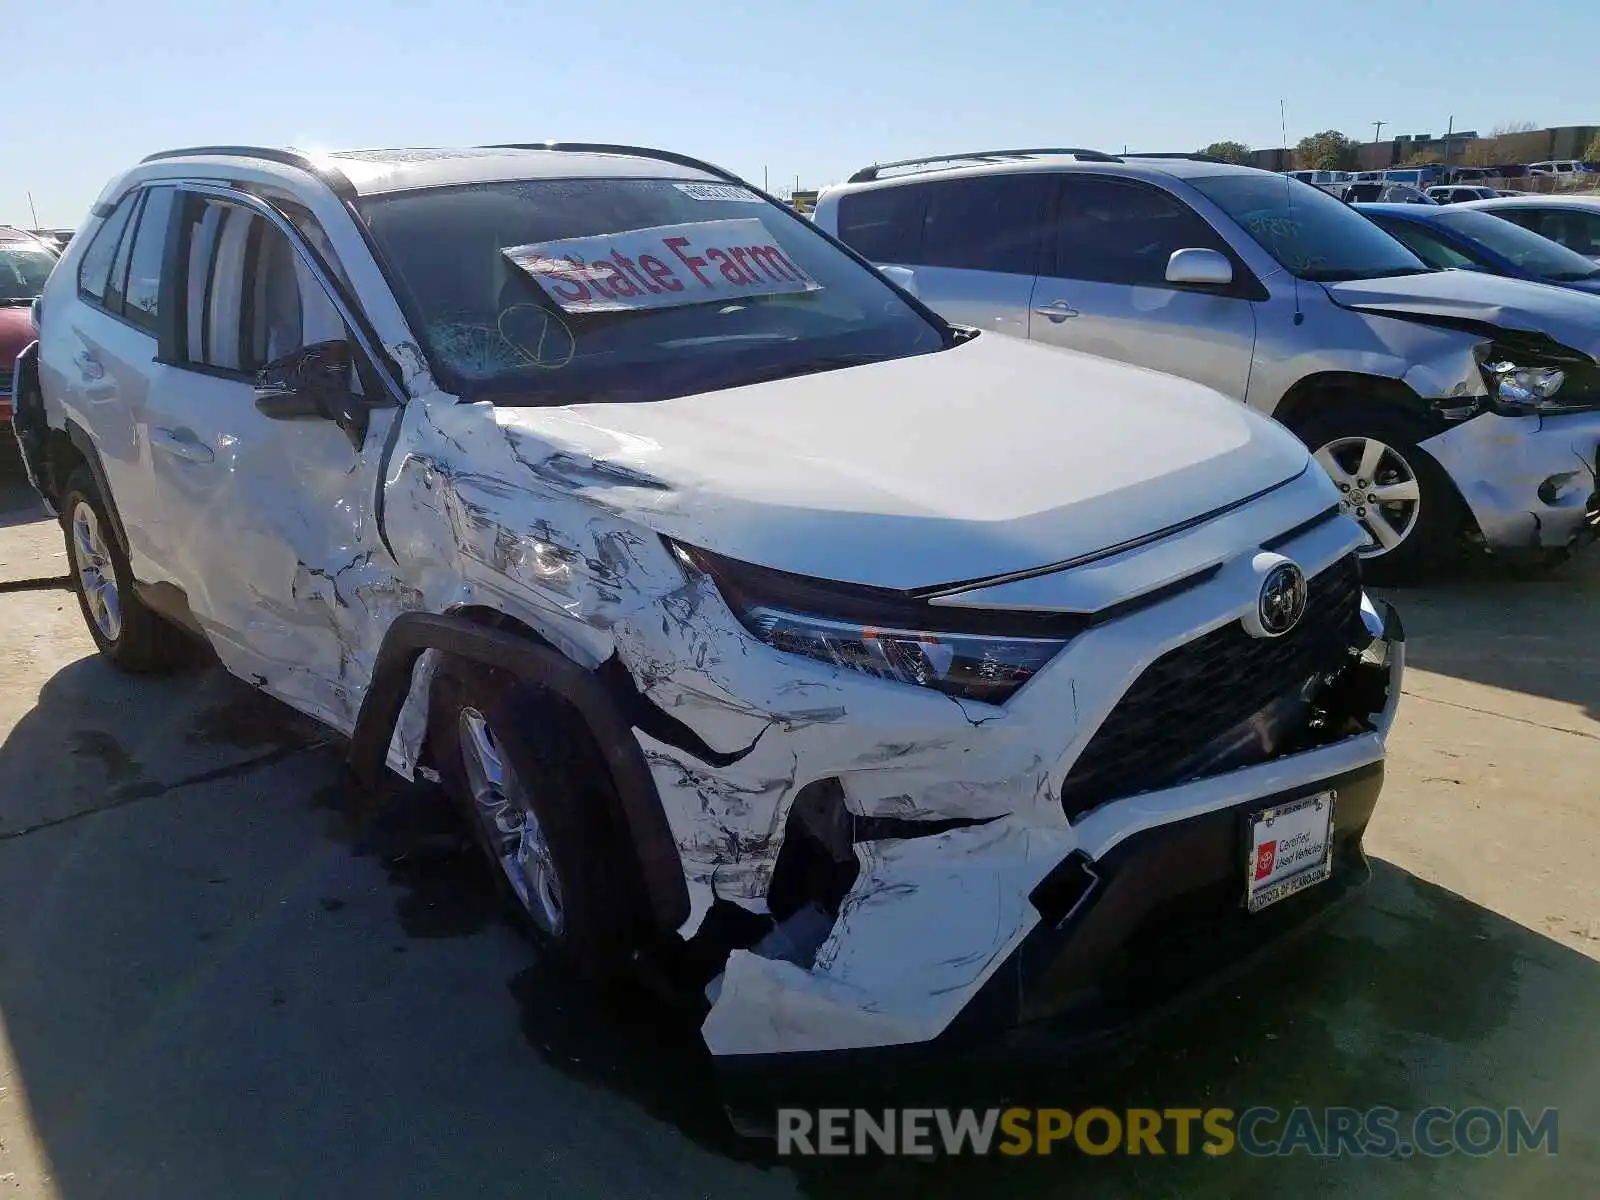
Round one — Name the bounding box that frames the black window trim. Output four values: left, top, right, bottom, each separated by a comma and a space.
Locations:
120, 186, 181, 338
1043, 172, 1269, 301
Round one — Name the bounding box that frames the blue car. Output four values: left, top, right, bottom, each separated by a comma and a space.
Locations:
1356, 202, 1600, 294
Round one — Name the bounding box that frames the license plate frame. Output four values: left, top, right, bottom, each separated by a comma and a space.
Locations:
1245, 791, 1335, 913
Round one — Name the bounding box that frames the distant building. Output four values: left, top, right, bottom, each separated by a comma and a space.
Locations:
1249, 123, 1597, 173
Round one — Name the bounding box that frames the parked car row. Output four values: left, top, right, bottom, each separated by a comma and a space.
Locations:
815, 149, 1600, 585
0, 227, 61, 424
4, 140, 1594, 1085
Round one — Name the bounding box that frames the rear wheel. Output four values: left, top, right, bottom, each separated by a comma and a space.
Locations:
1290, 403, 1463, 585
61, 467, 186, 671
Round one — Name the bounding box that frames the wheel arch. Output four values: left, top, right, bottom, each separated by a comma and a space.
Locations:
350, 611, 691, 934
1270, 371, 1437, 434
57, 421, 133, 556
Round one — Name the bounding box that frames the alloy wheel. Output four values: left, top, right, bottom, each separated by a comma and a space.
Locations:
457, 706, 565, 936
71, 501, 123, 641
1314, 436, 1422, 558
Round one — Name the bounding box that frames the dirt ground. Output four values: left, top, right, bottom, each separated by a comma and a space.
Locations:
0, 443, 1595, 1198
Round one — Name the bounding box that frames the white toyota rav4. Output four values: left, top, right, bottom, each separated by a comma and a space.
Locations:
12, 144, 1403, 1073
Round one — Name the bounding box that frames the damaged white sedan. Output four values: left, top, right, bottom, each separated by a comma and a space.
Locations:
12, 143, 1404, 1073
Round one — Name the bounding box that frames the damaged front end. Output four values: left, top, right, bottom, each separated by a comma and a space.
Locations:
657, 524, 1404, 1070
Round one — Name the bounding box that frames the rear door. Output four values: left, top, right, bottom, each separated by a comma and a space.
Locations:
1028, 174, 1257, 400
139, 189, 400, 732
56, 186, 177, 581
833, 174, 1052, 338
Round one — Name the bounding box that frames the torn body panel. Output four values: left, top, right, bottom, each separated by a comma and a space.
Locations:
1420, 410, 1600, 552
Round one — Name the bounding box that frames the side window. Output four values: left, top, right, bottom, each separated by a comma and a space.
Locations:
1051, 177, 1231, 287
1374, 221, 1479, 271
919, 174, 1051, 275
176, 196, 351, 379
121, 187, 177, 333
77, 191, 138, 307
835, 185, 927, 263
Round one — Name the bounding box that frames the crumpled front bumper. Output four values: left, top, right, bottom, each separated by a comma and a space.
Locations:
699, 601, 1405, 1067
1420, 410, 1600, 554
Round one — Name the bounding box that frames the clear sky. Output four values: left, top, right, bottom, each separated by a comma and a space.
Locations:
6, 0, 1595, 227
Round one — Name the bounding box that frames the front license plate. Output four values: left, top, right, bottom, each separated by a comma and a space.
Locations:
1246, 791, 1334, 913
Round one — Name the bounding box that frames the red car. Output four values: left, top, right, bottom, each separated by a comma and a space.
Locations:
1, 229, 59, 423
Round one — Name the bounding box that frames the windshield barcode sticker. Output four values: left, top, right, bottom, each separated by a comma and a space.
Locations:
674, 182, 765, 203
503, 218, 821, 314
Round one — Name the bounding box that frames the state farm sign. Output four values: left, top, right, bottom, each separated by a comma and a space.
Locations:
503, 218, 822, 315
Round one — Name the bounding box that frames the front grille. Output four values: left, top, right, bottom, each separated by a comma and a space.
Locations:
1059, 555, 1365, 819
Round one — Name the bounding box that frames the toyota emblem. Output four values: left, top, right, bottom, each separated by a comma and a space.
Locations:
1257, 562, 1308, 637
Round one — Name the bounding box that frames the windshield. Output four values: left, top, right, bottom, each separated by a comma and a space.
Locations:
1433, 208, 1600, 282
1191, 175, 1430, 282
0, 241, 56, 304
358, 177, 947, 404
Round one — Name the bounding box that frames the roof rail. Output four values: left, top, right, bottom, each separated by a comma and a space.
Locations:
1123, 152, 1232, 164
137, 145, 358, 201
847, 148, 1122, 184
483, 142, 750, 187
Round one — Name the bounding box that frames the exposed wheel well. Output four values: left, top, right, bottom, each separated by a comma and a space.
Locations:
1270, 372, 1429, 435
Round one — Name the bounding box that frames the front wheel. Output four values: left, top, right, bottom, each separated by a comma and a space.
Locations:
1291, 405, 1463, 585
427, 659, 640, 981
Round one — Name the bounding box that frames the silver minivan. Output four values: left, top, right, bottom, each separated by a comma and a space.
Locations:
816, 152, 1600, 582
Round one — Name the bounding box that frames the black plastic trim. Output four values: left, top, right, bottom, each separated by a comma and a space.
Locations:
917, 464, 1309, 599
349, 612, 689, 931
64, 422, 131, 555
1260, 503, 1342, 551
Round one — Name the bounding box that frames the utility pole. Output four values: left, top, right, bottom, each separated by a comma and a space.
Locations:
1372, 120, 1386, 145
27, 191, 40, 230
763, 166, 768, 191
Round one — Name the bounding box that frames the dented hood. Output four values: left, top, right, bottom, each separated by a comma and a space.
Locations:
1322, 270, 1600, 359
494, 334, 1310, 590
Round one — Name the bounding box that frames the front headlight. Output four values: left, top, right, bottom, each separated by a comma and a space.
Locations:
1483, 360, 1569, 413
670, 542, 1077, 705
1478, 340, 1600, 415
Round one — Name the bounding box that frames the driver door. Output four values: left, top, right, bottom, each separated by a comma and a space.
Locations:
142, 190, 399, 732
1029, 175, 1258, 401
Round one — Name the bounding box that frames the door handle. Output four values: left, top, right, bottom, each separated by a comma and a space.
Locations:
73, 349, 105, 380
152, 427, 215, 464
1033, 300, 1080, 323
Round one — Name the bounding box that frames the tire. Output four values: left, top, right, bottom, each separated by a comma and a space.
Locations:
427, 657, 640, 981
1288, 402, 1464, 586
60, 467, 186, 672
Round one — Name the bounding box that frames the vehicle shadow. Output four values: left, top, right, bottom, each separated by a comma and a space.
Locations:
0, 650, 1596, 1198
0, 438, 51, 531
513, 859, 1600, 1199
1370, 550, 1600, 724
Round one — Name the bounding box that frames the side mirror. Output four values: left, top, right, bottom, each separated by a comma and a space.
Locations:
254, 339, 368, 447
1165, 248, 1234, 287
877, 264, 920, 298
